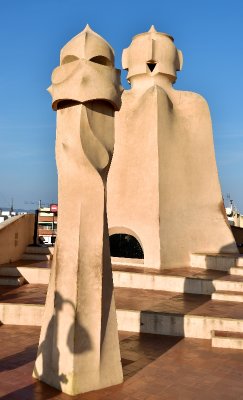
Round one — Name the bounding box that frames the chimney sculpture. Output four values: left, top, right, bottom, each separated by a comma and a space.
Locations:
107, 26, 237, 269
33, 25, 123, 395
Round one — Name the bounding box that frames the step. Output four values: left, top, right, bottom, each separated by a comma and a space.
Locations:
112, 270, 215, 295
0, 262, 51, 284
2, 301, 243, 339
213, 276, 243, 292
21, 253, 51, 261
212, 290, 243, 302
212, 330, 243, 349
0, 303, 44, 325
25, 246, 54, 255
191, 253, 241, 271
111, 257, 144, 266
0, 276, 25, 286
0, 263, 219, 294
2, 285, 243, 339
16, 265, 50, 284
0, 265, 216, 293
230, 267, 243, 276
0, 266, 22, 277
0, 262, 228, 294
236, 258, 243, 267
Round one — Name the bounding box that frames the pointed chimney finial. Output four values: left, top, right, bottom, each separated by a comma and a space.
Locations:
83, 24, 92, 32
149, 25, 157, 33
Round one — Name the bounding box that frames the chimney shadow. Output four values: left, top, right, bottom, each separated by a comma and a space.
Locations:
33, 291, 92, 392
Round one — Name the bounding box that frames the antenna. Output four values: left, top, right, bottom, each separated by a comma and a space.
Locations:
10, 197, 13, 213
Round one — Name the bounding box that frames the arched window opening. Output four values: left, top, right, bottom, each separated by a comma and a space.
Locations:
109, 234, 144, 259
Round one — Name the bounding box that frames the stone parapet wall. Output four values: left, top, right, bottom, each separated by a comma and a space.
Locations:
0, 214, 35, 264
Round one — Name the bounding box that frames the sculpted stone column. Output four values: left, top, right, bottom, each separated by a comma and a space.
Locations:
33, 25, 123, 395
107, 26, 238, 270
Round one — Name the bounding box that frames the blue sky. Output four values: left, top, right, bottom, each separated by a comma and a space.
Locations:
0, 0, 242, 210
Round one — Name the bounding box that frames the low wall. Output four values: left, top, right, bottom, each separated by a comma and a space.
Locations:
0, 214, 35, 264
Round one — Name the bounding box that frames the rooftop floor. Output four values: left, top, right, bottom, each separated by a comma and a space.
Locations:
2, 260, 243, 398
1, 325, 243, 399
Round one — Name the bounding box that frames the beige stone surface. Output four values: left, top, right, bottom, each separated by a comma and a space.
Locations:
33, 25, 123, 395
0, 214, 35, 264
107, 26, 237, 270
49, 25, 122, 112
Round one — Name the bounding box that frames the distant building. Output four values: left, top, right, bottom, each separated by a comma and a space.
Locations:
225, 199, 243, 253
38, 206, 57, 245
225, 200, 243, 228
0, 209, 18, 223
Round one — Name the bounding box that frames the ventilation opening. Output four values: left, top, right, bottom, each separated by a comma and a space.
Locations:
147, 62, 156, 72
55, 100, 81, 110
89, 56, 112, 67
61, 55, 79, 65
109, 234, 144, 259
